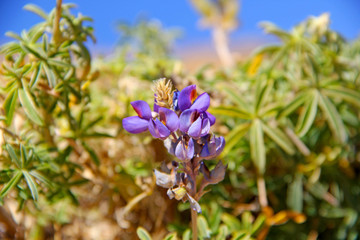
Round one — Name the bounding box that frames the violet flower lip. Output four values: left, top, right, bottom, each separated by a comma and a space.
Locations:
122, 100, 179, 139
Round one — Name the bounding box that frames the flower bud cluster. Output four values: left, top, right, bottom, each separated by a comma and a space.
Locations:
122, 79, 226, 213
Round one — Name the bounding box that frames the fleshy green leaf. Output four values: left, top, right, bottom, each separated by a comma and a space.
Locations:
4, 88, 18, 126
6, 144, 21, 169
162, 232, 177, 240
198, 215, 211, 239
296, 90, 318, 137
287, 173, 303, 212
23, 170, 39, 201
318, 93, 347, 143
322, 86, 360, 108
136, 227, 152, 240
23, 4, 48, 19
0, 171, 22, 198
18, 88, 44, 126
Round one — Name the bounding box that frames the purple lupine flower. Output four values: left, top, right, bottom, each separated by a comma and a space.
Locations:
122, 100, 179, 139
200, 135, 225, 160
174, 135, 195, 161
179, 110, 211, 138
177, 85, 216, 139
177, 85, 216, 122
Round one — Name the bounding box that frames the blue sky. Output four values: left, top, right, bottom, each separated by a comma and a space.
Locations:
1, 0, 360, 54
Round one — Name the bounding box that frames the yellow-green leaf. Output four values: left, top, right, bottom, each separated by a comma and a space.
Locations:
18, 88, 44, 126
250, 119, 266, 174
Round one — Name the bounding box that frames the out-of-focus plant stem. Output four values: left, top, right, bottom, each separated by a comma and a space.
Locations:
52, 0, 62, 44
257, 175, 268, 208
191, 208, 198, 240
189, 158, 199, 240
212, 26, 234, 68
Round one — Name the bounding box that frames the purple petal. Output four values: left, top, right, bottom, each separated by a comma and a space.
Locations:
148, 119, 171, 139
215, 136, 226, 155
178, 85, 197, 111
123, 116, 149, 134
206, 111, 216, 126
190, 92, 210, 112
158, 107, 179, 132
131, 100, 152, 120
179, 109, 197, 133
200, 136, 225, 159
175, 137, 194, 161
188, 116, 202, 139
200, 118, 211, 137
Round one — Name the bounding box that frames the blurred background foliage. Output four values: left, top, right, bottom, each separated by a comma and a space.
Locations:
0, 0, 360, 239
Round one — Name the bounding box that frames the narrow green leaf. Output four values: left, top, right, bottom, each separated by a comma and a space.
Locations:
29, 170, 52, 187
5, 31, 22, 41
198, 215, 211, 239
20, 42, 47, 60
182, 229, 191, 240
251, 214, 266, 235
221, 123, 251, 157
287, 173, 303, 212
262, 123, 295, 155
219, 84, 250, 111
23, 4, 48, 19
255, 79, 273, 113
210, 106, 251, 120
6, 144, 21, 168
259, 22, 291, 41
22, 170, 39, 201
278, 90, 308, 118
162, 232, 177, 240
30, 62, 42, 88
318, 93, 347, 143
42, 63, 56, 88
322, 87, 360, 108
3, 88, 18, 126
136, 227, 152, 240
0, 171, 22, 198
82, 142, 100, 165
296, 90, 319, 137
215, 225, 228, 240
250, 119, 266, 174
221, 213, 242, 233
18, 88, 44, 126
20, 144, 27, 168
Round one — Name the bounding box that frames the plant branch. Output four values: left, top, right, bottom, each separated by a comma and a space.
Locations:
212, 26, 234, 68
257, 175, 268, 208
52, 0, 63, 44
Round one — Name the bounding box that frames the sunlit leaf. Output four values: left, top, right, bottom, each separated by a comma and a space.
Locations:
287, 173, 303, 212
23, 4, 48, 19
18, 88, 44, 126
210, 106, 251, 120
198, 215, 211, 239
0, 171, 22, 198
221, 123, 250, 157
296, 90, 318, 137
23, 170, 39, 201
318, 93, 347, 143
136, 227, 152, 240
3, 88, 18, 126
262, 123, 295, 155
250, 119, 266, 174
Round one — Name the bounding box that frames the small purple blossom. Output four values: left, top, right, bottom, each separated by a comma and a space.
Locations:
122, 100, 179, 139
